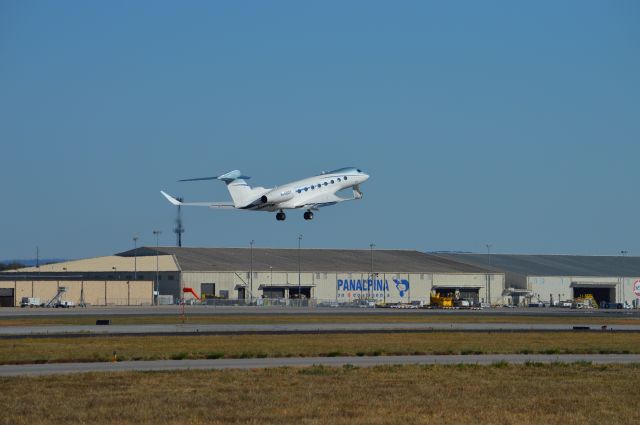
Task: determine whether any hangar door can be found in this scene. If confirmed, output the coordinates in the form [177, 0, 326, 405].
[201, 283, 215, 298]
[290, 287, 312, 299]
[262, 287, 286, 298]
[0, 288, 15, 307]
[573, 286, 614, 305]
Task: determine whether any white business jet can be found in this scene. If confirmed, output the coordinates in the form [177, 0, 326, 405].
[161, 167, 369, 221]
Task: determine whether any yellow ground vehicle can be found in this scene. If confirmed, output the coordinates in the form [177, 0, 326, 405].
[430, 290, 453, 308]
[571, 293, 599, 309]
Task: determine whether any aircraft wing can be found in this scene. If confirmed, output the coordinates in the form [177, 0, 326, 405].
[298, 184, 364, 210]
[160, 191, 235, 209]
[294, 192, 349, 210]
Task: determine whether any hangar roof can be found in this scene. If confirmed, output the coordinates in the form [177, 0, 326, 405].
[117, 247, 496, 274]
[434, 253, 640, 278]
[4, 255, 179, 273]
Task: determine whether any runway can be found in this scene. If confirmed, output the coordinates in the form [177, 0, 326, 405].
[1, 354, 639, 376]
[2, 321, 640, 337]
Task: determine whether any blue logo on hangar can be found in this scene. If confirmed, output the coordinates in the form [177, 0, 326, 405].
[337, 278, 410, 298]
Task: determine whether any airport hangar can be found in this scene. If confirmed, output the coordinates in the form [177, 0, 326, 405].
[0, 248, 505, 306]
[0, 255, 169, 307]
[435, 253, 640, 307]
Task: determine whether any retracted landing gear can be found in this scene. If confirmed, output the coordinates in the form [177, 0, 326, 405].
[303, 210, 314, 221]
[276, 211, 286, 221]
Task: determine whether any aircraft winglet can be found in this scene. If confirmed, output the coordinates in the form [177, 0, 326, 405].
[160, 191, 182, 206]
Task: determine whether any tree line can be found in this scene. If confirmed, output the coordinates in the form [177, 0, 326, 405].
[0, 262, 25, 271]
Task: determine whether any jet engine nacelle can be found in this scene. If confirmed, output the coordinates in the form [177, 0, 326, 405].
[260, 189, 294, 204]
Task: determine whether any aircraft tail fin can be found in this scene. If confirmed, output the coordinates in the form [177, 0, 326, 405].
[177, 170, 256, 208]
[216, 170, 254, 208]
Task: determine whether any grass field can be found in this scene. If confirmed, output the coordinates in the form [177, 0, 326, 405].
[1, 312, 639, 327]
[1, 363, 638, 425]
[2, 332, 639, 364]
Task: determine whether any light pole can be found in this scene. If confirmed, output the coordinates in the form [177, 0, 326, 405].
[486, 244, 492, 306]
[36, 246, 40, 280]
[621, 250, 628, 304]
[153, 230, 161, 305]
[369, 243, 375, 300]
[250, 240, 255, 305]
[133, 236, 138, 281]
[298, 234, 303, 301]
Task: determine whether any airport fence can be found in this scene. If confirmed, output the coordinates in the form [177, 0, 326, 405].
[201, 298, 316, 307]
[197, 298, 373, 308]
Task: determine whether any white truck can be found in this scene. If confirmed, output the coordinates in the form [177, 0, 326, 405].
[20, 297, 41, 308]
[55, 300, 76, 308]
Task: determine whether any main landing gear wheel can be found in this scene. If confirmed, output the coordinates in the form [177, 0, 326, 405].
[276, 211, 286, 221]
[303, 211, 314, 220]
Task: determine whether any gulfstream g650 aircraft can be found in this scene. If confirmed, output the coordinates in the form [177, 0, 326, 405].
[161, 167, 369, 221]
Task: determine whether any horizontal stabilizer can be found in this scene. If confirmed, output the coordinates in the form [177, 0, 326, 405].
[178, 170, 250, 183]
[217, 170, 251, 182]
[178, 176, 219, 182]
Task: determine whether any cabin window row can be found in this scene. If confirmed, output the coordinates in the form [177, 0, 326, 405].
[296, 176, 348, 193]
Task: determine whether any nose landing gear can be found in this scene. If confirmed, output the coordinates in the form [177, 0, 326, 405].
[276, 211, 286, 221]
[303, 210, 314, 220]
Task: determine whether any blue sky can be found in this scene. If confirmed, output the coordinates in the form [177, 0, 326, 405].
[1, 1, 639, 260]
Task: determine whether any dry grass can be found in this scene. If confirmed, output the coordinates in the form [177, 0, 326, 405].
[0, 364, 639, 424]
[1, 312, 639, 327]
[1, 332, 639, 364]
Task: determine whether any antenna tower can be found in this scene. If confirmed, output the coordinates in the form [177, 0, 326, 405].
[174, 197, 185, 247]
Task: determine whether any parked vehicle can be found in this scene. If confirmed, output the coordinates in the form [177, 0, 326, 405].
[600, 302, 623, 309]
[430, 291, 453, 308]
[20, 297, 41, 308]
[453, 299, 471, 308]
[355, 300, 376, 308]
[55, 300, 75, 308]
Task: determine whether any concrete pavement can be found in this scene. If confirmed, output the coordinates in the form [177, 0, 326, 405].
[2, 321, 640, 337]
[1, 354, 639, 376]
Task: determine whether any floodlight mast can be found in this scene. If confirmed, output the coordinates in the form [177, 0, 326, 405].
[486, 244, 493, 305]
[250, 240, 255, 305]
[133, 236, 138, 281]
[153, 230, 162, 305]
[298, 235, 303, 301]
[370, 243, 375, 300]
